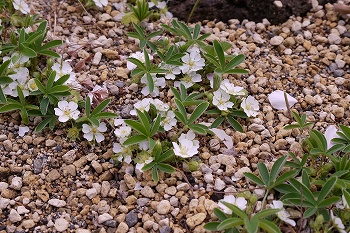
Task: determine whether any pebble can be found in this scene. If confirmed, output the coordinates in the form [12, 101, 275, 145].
[33, 158, 44, 174]
[125, 211, 138, 227]
[3, 139, 12, 151]
[98, 213, 113, 224]
[328, 33, 341, 44]
[214, 178, 226, 191]
[117, 222, 129, 233]
[141, 186, 155, 198]
[0, 198, 10, 209]
[54, 218, 69, 232]
[10, 177, 22, 190]
[48, 199, 67, 207]
[92, 52, 102, 66]
[46, 169, 60, 182]
[17, 206, 30, 214]
[45, 139, 57, 147]
[157, 200, 171, 214]
[62, 150, 77, 164]
[270, 36, 284, 45]
[9, 209, 21, 223]
[22, 219, 35, 229]
[186, 213, 206, 228]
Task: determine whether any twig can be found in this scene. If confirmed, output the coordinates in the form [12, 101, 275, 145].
[175, 167, 194, 197]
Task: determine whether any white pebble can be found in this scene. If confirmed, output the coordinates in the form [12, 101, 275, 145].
[48, 199, 67, 207]
[54, 218, 69, 232]
[98, 213, 113, 224]
[0, 198, 10, 209]
[17, 206, 30, 215]
[270, 36, 284, 46]
[9, 209, 22, 223]
[291, 21, 302, 32]
[86, 188, 98, 199]
[10, 177, 22, 190]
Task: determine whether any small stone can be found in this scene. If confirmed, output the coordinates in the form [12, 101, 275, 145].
[0, 134, 7, 141]
[62, 150, 77, 164]
[99, 13, 112, 22]
[176, 183, 189, 191]
[10, 177, 22, 190]
[91, 160, 103, 174]
[101, 181, 110, 197]
[77, 229, 91, 233]
[0, 198, 10, 209]
[234, 167, 251, 179]
[186, 213, 206, 228]
[103, 219, 117, 228]
[270, 36, 283, 46]
[214, 178, 226, 191]
[73, 157, 88, 168]
[0, 182, 8, 192]
[63, 164, 76, 176]
[22, 219, 35, 229]
[125, 211, 138, 227]
[254, 188, 266, 199]
[16, 206, 30, 214]
[102, 49, 119, 59]
[92, 52, 102, 66]
[137, 198, 150, 207]
[36, 190, 49, 202]
[204, 173, 214, 184]
[116, 222, 129, 233]
[86, 188, 98, 199]
[128, 83, 139, 92]
[46, 169, 60, 182]
[333, 107, 345, 118]
[45, 139, 57, 147]
[209, 138, 220, 151]
[291, 21, 302, 32]
[86, 153, 98, 161]
[48, 199, 66, 207]
[3, 139, 12, 151]
[33, 158, 44, 174]
[157, 200, 171, 214]
[248, 123, 265, 132]
[98, 213, 113, 224]
[141, 186, 155, 198]
[124, 174, 136, 189]
[328, 33, 341, 45]
[54, 218, 69, 232]
[9, 209, 21, 223]
[160, 226, 171, 233]
[273, 1, 282, 8]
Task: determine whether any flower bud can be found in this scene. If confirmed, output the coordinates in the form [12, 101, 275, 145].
[67, 126, 80, 141]
[343, 210, 350, 220]
[47, 58, 54, 68]
[314, 214, 324, 229]
[206, 92, 213, 102]
[323, 163, 333, 172]
[249, 194, 258, 204]
[187, 160, 199, 172]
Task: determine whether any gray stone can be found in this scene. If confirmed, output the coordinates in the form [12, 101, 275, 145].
[140, 186, 155, 198]
[62, 150, 77, 164]
[10, 177, 22, 190]
[137, 198, 150, 207]
[9, 209, 21, 223]
[48, 199, 67, 207]
[160, 226, 172, 233]
[33, 158, 44, 174]
[98, 213, 113, 224]
[157, 200, 171, 214]
[103, 219, 117, 228]
[54, 218, 69, 232]
[125, 211, 138, 227]
[120, 104, 133, 119]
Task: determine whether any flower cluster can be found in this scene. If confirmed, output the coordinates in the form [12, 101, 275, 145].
[172, 131, 200, 158]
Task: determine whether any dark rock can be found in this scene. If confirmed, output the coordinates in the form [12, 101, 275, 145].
[168, 0, 336, 24]
[103, 220, 117, 228]
[120, 104, 133, 119]
[33, 158, 44, 174]
[334, 69, 345, 77]
[0, 167, 10, 179]
[125, 211, 138, 227]
[160, 226, 172, 233]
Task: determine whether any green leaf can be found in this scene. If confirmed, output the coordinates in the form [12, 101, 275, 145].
[91, 99, 110, 116]
[40, 40, 63, 50]
[175, 99, 187, 124]
[34, 79, 46, 93]
[150, 114, 161, 136]
[213, 40, 226, 69]
[0, 60, 11, 76]
[49, 85, 70, 94]
[257, 163, 270, 187]
[20, 109, 29, 124]
[146, 73, 154, 93]
[213, 208, 228, 221]
[0, 89, 7, 103]
[217, 218, 244, 231]
[259, 220, 282, 233]
[284, 124, 301, 130]
[21, 45, 37, 58]
[35, 117, 52, 132]
[318, 196, 341, 208]
[95, 112, 118, 119]
[123, 134, 148, 146]
[136, 109, 151, 133]
[0, 76, 13, 85]
[170, 86, 181, 101]
[244, 172, 265, 186]
[124, 119, 148, 136]
[251, 208, 280, 221]
[270, 156, 287, 183]
[225, 54, 245, 71]
[158, 150, 174, 163]
[152, 166, 159, 183]
[289, 178, 316, 205]
[188, 102, 209, 124]
[127, 57, 146, 69]
[40, 98, 49, 115]
[157, 163, 175, 174]
[54, 74, 70, 86]
[210, 116, 224, 128]
[0, 103, 22, 113]
[317, 176, 337, 203]
[303, 207, 317, 218]
[142, 161, 156, 171]
[188, 123, 208, 135]
[226, 115, 243, 132]
[274, 170, 299, 186]
[203, 222, 220, 231]
[225, 68, 249, 74]
[221, 202, 247, 219]
[245, 218, 258, 233]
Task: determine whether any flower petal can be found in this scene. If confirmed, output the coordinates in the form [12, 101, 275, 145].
[268, 90, 297, 110]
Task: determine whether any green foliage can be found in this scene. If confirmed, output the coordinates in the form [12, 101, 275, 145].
[127, 23, 162, 51]
[122, 0, 152, 25]
[142, 141, 175, 182]
[204, 204, 281, 233]
[171, 84, 209, 134]
[76, 96, 117, 126]
[277, 173, 340, 218]
[123, 109, 162, 150]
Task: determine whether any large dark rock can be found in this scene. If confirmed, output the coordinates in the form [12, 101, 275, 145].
[168, 0, 336, 24]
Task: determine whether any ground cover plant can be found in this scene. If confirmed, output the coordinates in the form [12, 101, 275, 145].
[0, 0, 350, 232]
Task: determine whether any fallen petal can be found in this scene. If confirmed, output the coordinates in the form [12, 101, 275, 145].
[268, 90, 297, 110]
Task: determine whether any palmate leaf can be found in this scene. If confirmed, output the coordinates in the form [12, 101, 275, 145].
[124, 119, 148, 136]
[245, 218, 258, 233]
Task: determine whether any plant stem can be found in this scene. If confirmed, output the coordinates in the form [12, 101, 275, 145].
[187, 0, 201, 23]
[261, 189, 269, 209]
[284, 91, 293, 120]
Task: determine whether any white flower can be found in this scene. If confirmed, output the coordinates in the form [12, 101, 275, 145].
[18, 126, 29, 137]
[241, 95, 259, 117]
[127, 51, 153, 70]
[213, 89, 234, 111]
[52, 61, 75, 81]
[270, 200, 296, 227]
[160, 63, 181, 80]
[161, 111, 177, 131]
[27, 79, 38, 92]
[148, 1, 166, 9]
[3, 53, 29, 68]
[173, 131, 199, 158]
[93, 0, 108, 8]
[136, 157, 154, 173]
[82, 122, 107, 143]
[152, 99, 170, 112]
[130, 98, 153, 116]
[330, 210, 346, 233]
[336, 195, 349, 210]
[141, 75, 166, 97]
[13, 0, 30, 14]
[220, 79, 245, 96]
[207, 73, 214, 88]
[218, 195, 247, 214]
[210, 128, 233, 149]
[54, 101, 80, 122]
[268, 90, 298, 110]
[4, 67, 30, 97]
[324, 125, 339, 150]
[114, 125, 132, 138]
[174, 72, 202, 89]
[180, 51, 205, 74]
[113, 141, 132, 164]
